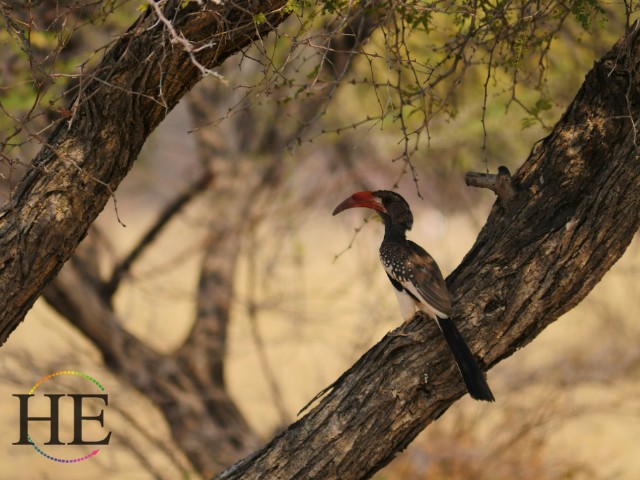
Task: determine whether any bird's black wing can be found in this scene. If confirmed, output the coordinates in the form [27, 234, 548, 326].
[405, 240, 453, 317]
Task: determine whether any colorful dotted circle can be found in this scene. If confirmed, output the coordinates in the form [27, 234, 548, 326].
[27, 370, 105, 463]
[29, 370, 105, 395]
[28, 435, 99, 463]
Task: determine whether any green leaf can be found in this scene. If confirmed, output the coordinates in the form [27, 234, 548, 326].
[254, 12, 267, 25]
[571, 0, 607, 32]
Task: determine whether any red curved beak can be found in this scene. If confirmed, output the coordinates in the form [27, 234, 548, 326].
[332, 191, 386, 216]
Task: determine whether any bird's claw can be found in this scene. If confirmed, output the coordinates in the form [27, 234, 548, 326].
[393, 322, 415, 337]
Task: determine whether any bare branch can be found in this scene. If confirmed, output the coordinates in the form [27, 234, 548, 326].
[465, 166, 516, 204]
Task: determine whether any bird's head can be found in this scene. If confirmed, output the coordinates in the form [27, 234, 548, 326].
[332, 190, 413, 232]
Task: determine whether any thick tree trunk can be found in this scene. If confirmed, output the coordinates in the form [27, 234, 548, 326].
[214, 23, 640, 480]
[0, 0, 289, 345]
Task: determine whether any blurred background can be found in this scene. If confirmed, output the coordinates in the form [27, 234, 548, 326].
[0, 1, 639, 478]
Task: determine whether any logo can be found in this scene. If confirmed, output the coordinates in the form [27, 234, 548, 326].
[13, 370, 111, 463]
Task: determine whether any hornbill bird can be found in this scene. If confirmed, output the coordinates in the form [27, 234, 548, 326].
[333, 190, 495, 402]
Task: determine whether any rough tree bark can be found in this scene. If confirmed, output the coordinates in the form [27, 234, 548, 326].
[213, 23, 640, 480]
[0, 0, 290, 344]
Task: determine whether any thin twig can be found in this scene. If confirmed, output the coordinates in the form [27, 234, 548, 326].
[105, 170, 213, 297]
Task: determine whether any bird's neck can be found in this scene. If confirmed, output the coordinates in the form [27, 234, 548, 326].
[383, 224, 407, 243]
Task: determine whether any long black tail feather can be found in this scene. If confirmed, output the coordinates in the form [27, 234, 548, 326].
[435, 317, 495, 402]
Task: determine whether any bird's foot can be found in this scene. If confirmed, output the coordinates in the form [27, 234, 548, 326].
[394, 331, 411, 338]
[393, 322, 414, 337]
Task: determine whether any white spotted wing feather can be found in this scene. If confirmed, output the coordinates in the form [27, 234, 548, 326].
[380, 240, 452, 320]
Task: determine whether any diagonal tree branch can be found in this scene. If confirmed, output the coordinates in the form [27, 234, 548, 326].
[214, 22, 640, 480]
[0, 0, 291, 345]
